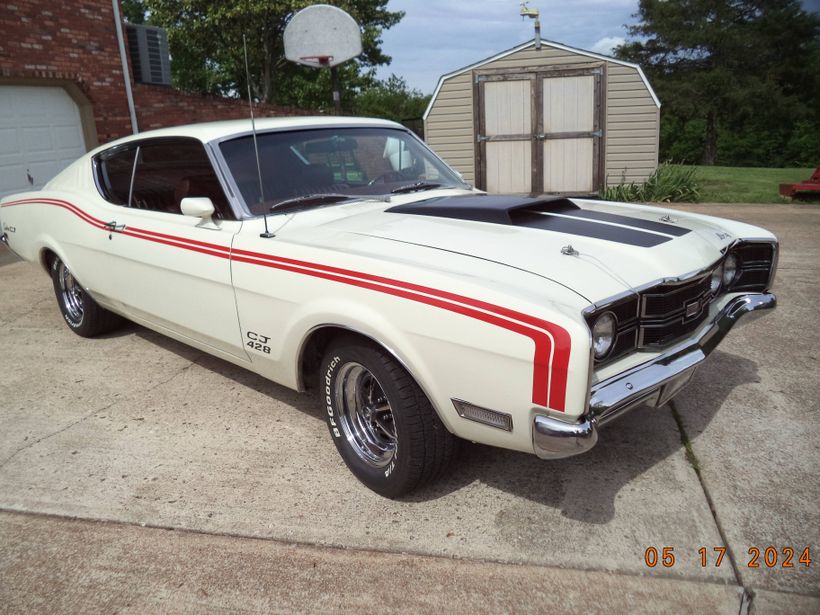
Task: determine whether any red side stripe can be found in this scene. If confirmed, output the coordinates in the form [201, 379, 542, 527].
[1, 198, 572, 410]
[231, 247, 572, 409]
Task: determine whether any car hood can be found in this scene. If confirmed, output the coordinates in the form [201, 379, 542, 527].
[324, 194, 736, 304]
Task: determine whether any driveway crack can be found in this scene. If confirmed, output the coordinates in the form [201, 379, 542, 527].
[0, 355, 203, 471]
[669, 399, 754, 614]
[0, 399, 119, 471]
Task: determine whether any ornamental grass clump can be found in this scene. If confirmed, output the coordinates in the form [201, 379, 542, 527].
[601, 163, 700, 203]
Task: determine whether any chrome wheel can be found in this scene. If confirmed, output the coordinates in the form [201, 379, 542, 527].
[58, 262, 84, 322]
[334, 361, 397, 468]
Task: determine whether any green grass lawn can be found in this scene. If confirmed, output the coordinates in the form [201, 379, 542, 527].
[679, 165, 817, 203]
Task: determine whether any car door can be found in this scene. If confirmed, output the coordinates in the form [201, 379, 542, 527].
[90, 137, 247, 361]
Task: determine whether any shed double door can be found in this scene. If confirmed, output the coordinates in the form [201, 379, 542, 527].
[476, 67, 603, 194]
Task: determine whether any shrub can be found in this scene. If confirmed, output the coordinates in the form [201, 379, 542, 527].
[600, 163, 700, 203]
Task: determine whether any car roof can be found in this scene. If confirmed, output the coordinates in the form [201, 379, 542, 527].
[91, 116, 405, 154]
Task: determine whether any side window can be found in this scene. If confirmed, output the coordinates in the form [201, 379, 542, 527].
[130, 139, 234, 219]
[95, 146, 137, 205]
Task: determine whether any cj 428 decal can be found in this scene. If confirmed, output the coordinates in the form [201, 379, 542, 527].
[246, 331, 271, 354]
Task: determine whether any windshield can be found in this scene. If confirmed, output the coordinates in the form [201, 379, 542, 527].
[218, 127, 466, 216]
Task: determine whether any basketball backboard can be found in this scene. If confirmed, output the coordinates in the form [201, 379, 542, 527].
[284, 4, 363, 68]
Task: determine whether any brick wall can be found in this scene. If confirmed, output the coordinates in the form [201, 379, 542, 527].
[133, 84, 311, 131]
[0, 0, 310, 145]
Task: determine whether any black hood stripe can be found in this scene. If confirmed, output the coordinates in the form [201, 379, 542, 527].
[387, 195, 688, 247]
[514, 212, 670, 247]
[548, 207, 690, 237]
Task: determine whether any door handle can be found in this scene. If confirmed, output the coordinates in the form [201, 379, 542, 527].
[104, 220, 126, 232]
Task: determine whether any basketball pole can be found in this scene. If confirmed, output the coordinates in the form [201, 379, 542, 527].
[330, 65, 342, 115]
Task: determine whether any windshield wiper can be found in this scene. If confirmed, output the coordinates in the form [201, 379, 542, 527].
[270, 193, 353, 213]
[390, 181, 443, 194]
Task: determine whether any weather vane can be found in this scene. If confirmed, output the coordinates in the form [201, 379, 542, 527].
[520, 1, 542, 49]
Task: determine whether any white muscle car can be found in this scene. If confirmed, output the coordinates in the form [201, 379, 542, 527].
[0, 117, 777, 497]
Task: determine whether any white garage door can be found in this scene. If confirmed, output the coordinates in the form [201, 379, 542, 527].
[0, 85, 88, 200]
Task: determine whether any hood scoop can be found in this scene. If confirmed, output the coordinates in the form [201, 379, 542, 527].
[387, 194, 577, 225]
[386, 194, 690, 248]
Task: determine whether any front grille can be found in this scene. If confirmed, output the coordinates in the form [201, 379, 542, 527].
[639, 274, 714, 348]
[587, 241, 775, 363]
[642, 276, 711, 318]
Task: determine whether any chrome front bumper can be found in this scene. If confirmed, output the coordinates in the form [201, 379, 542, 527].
[532, 292, 776, 460]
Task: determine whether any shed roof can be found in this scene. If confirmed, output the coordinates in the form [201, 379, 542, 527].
[423, 39, 660, 120]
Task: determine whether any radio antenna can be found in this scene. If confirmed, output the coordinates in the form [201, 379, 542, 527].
[243, 34, 274, 238]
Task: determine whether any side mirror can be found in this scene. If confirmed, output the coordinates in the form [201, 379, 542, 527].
[181, 197, 215, 219]
[180, 197, 219, 229]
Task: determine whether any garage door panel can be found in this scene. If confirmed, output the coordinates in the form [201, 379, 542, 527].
[0, 165, 31, 195]
[22, 127, 55, 153]
[0, 85, 87, 199]
[0, 128, 19, 155]
[54, 125, 84, 150]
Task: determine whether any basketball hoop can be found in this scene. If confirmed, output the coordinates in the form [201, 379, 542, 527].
[298, 55, 334, 68]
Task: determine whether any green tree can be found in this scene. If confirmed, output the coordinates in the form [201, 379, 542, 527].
[352, 74, 430, 123]
[122, 0, 147, 24]
[616, 0, 819, 166]
[125, 1, 403, 110]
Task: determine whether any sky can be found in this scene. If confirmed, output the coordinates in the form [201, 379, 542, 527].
[374, 0, 820, 95]
[374, 0, 641, 94]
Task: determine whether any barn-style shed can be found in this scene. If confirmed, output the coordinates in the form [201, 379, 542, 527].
[423, 40, 660, 195]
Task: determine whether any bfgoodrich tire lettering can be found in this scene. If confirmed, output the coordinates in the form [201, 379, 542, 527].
[50, 256, 123, 337]
[320, 335, 457, 498]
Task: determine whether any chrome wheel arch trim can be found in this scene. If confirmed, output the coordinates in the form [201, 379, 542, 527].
[295, 323, 447, 426]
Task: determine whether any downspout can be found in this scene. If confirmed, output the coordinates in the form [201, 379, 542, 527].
[112, 0, 139, 134]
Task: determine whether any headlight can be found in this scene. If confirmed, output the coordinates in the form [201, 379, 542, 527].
[592, 312, 616, 359]
[722, 254, 738, 286]
[710, 263, 723, 293]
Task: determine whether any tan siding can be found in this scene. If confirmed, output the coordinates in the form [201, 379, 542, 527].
[607, 140, 658, 150]
[424, 73, 475, 182]
[424, 71, 476, 182]
[605, 62, 659, 186]
[607, 128, 658, 138]
[607, 87, 653, 98]
[608, 112, 659, 122]
[424, 43, 660, 189]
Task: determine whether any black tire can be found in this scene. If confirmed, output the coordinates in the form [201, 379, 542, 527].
[320, 335, 457, 498]
[50, 256, 123, 337]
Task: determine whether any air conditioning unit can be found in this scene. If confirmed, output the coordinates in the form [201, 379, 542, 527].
[126, 24, 171, 86]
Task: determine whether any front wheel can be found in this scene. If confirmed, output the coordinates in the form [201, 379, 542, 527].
[50, 256, 123, 337]
[320, 336, 456, 498]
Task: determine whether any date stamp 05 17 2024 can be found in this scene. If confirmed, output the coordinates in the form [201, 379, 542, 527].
[643, 546, 812, 569]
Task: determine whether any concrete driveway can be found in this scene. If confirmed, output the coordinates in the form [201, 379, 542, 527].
[1, 203, 818, 613]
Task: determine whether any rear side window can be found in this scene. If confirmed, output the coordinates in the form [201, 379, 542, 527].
[95, 146, 136, 205]
[94, 138, 234, 220]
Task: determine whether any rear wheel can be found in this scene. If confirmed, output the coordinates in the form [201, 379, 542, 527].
[50, 256, 123, 337]
[320, 335, 456, 498]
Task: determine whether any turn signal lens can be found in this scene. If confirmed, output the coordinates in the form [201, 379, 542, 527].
[592, 312, 616, 359]
[452, 399, 513, 431]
